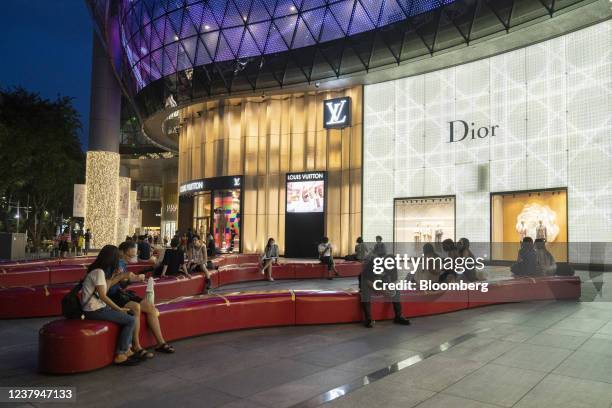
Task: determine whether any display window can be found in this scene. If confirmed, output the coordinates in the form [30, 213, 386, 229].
[213, 189, 241, 252]
[394, 196, 456, 253]
[491, 189, 568, 262]
[180, 176, 243, 253]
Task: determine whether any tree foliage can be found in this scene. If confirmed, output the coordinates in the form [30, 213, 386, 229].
[0, 87, 85, 244]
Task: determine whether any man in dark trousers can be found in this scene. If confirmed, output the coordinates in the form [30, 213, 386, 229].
[360, 254, 411, 328]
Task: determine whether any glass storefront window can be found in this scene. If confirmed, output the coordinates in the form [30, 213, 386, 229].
[213, 189, 241, 253]
[193, 192, 211, 238]
[491, 189, 568, 262]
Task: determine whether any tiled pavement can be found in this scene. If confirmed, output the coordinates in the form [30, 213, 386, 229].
[1, 269, 611, 408]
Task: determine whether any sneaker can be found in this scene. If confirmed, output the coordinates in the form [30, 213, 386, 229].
[364, 319, 375, 328]
[394, 316, 411, 325]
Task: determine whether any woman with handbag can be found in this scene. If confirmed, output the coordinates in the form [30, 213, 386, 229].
[109, 241, 175, 358]
[81, 245, 139, 365]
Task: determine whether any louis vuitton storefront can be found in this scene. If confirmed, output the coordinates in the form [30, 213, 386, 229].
[177, 87, 363, 255]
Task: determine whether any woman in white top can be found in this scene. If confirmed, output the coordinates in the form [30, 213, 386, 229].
[260, 238, 279, 281]
[81, 245, 139, 366]
[189, 236, 212, 292]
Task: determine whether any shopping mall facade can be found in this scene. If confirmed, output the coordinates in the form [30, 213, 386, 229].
[85, 0, 612, 264]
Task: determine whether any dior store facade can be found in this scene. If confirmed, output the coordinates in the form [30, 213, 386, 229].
[362, 21, 612, 265]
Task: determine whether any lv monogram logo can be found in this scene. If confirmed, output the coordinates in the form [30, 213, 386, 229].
[325, 100, 348, 126]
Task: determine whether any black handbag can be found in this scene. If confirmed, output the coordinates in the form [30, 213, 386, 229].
[62, 279, 94, 319]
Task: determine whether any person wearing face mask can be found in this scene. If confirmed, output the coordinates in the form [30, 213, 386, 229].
[260, 238, 279, 281]
[81, 245, 137, 365]
[108, 241, 175, 358]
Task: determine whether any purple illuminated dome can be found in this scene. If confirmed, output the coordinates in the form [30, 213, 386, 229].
[113, 0, 452, 91]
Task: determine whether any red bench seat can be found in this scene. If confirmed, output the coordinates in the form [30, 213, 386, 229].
[38, 276, 580, 374]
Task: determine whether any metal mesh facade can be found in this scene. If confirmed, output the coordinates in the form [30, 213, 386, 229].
[119, 0, 450, 92]
[87, 0, 595, 117]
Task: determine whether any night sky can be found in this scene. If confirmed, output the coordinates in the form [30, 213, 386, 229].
[0, 0, 93, 150]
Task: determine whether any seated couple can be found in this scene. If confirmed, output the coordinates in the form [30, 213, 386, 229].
[80, 244, 175, 366]
[411, 239, 482, 284]
[511, 237, 559, 277]
[344, 236, 388, 263]
[153, 236, 213, 293]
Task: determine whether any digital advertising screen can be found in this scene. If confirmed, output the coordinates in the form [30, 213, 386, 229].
[286, 172, 325, 213]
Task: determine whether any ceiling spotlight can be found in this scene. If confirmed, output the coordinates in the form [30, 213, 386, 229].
[314, 81, 320, 88]
[290, 5, 296, 11]
[174, 35, 179, 41]
[204, 24, 210, 30]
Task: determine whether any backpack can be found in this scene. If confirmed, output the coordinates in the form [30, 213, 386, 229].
[61, 278, 94, 319]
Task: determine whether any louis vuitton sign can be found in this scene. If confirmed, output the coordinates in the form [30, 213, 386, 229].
[323, 97, 351, 129]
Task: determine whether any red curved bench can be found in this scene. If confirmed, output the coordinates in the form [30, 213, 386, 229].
[0, 262, 151, 288]
[1, 258, 362, 318]
[38, 276, 580, 374]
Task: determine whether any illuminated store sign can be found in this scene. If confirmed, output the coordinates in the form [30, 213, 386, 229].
[179, 176, 243, 195]
[449, 121, 499, 143]
[179, 181, 204, 194]
[323, 97, 351, 129]
[286, 172, 325, 181]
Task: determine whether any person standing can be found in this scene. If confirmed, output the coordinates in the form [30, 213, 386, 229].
[59, 229, 70, 258]
[360, 256, 411, 328]
[318, 237, 339, 279]
[77, 233, 85, 256]
[84, 229, 92, 255]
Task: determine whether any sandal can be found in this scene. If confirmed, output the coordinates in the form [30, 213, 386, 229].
[114, 355, 142, 366]
[134, 348, 155, 360]
[155, 343, 175, 354]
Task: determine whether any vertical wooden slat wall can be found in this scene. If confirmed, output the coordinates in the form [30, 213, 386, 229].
[178, 86, 362, 256]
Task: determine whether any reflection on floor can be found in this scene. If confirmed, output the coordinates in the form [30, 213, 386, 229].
[1, 270, 611, 408]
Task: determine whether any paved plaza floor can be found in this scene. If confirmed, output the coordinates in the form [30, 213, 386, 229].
[1, 269, 611, 408]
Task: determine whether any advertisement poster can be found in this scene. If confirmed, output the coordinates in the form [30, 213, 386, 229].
[73, 184, 86, 217]
[118, 179, 130, 218]
[286, 173, 325, 213]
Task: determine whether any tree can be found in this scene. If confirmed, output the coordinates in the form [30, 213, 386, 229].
[0, 88, 85, 246]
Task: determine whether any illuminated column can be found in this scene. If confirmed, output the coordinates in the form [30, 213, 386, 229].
[116, 176, 131, 244]
[84, 33, 121, 248]
[129, 190, 139, 234]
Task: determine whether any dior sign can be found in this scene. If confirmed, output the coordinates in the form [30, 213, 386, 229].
[449, 120, 499, 143]
[323, 97, 351, 129]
